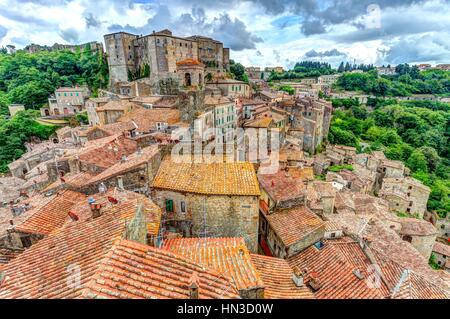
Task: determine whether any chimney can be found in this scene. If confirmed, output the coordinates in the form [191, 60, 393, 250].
[188, 272, 200, 299]
[307, 272, 322, 291]
[88, 198, 102, 219]
[353, 269, 365, 280]
[292, 267, 304, 287]
[117, 176, 124, 190]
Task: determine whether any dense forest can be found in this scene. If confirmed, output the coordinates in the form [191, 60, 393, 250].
[329, 98, 450, 217]
[0, 45, 108, 115]
[335, 64, 450, 96]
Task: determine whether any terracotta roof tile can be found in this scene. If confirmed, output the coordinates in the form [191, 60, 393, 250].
[152, 158, 260, 196]
[81, 239, 239, 299]
[96, 100, 138, 112]
[44, 171, 97, 192]
[258, 169, 307, 202]
[250, 254, 314, 299]
[287, 237, 388, 299]
[265, 207, 324, 247]
[433, 242, 450, 256]
[369, 247, 449, 299]
[117, 108, 180, 133]
[176, 58, 203, 66]
[78, 136, 139, 169]
[0, 190, 161, 299]
[400, 218, 437, 237]
[85, 146, 160, 186]
[14, 190, 86, 235]
[163, 237, 263, 292]
[0, 248, 24, 265]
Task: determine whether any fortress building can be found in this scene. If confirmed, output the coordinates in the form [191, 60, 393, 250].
[104, 29, 230, 88]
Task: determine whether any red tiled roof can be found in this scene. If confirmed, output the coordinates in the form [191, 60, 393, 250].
[433, 242, 450, 257]
[250, 254, 314, 299]
[96, 100, 138, 112]
[287, 237, 388, 299]
[96, 121, 137, 136]
[78, 136, 139, 169]
[399, 218, 437, 236]
[265, 207, 324, 247]
[44, 171, 97, 192]
[176, 58, 202, 66]
[0, 190, 161, 299]
[369, 247, 449, 299]
[258, 169, 307, 202]
[85, 146, 160, 186]
[163, 237, 263, 292]
[152, 158, 260, 196]
[81, 239, 239, 299]
[14, 190, 86, 235]
[117, 108, 180, 133]
[0, 248, 23, 265]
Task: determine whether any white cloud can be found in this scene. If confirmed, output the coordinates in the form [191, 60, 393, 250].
[0, 0, 448, 68]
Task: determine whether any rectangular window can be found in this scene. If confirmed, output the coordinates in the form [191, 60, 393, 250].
[180, 201, 186, 213]
[165, 199, 174, 212]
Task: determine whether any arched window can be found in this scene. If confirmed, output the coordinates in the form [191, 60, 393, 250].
[198, 73, 202, 85]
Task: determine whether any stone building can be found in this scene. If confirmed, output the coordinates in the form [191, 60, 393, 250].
[176, 59, 205, 88]
[8, 104, 25, 117]
[94, 100, 139, 125]
[163, 237, 266, 298]
[379, 177, 431, 218]
[8, 141, 76, 179]
[432, 242, 450, 270]
[85, 97, 110, 125]
[283, 97, 332, 155]
[204, 95, 236, 143]
[104, 29, 229, 88]
[306, 181, 336, 216]
[151, 158, 260, 252]
[399, 218, 437, 260]
[40, 87, 89, 116]
[258, 167, 308, 215]
[326, 166, 376, 194]
[325, 145, 356, 165]
[207, 78, 251, 98]
[378, 159, 406, 179]
[260, 206, 325, 259]
[24, 41, 103, 54]
[79, 145, 161, 195]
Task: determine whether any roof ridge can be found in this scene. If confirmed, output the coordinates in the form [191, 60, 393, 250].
[368, 244, 448, 293]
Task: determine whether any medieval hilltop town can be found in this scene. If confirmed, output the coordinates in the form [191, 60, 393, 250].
[0, 29, 449, 300]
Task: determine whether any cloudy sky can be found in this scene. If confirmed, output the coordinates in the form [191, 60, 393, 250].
[0, 0, 449, 68]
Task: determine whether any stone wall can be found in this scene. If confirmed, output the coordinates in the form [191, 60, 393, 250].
[286, 225, 325, 257]
[104, 32, 138, 87]
[152, 189, 259, 252]
[410, 233, 437, 260]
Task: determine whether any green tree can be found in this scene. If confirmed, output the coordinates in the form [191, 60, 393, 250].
[407, 150, 428, 173]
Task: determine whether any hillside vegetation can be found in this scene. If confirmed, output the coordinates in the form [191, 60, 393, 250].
[0, 45, 108, 115]
[329, 98, 450, 217]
